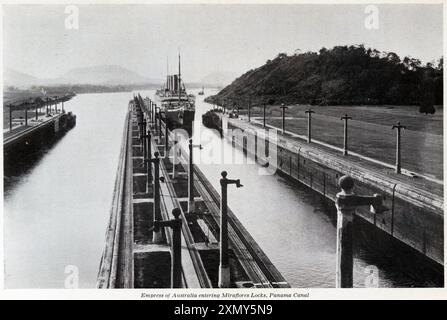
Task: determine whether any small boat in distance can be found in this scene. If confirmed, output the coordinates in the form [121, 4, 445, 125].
[198, 86, 204, 95]
[154, 53, 195, 132]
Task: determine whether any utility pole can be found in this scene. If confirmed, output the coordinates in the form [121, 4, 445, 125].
[263, 102, 266, 128]
[305, 109, 315, 143]
[341, 114, 352, 156]
[392, 122, 406, 174]
[218, 171, 243, 288]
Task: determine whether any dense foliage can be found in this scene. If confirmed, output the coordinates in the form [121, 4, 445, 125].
[206, 45, 443, 108]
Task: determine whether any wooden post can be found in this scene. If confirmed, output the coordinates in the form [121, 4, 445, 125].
[341, 114, 352, 156]
[280, 103, 288, 135]
[248, 101, 251, 122]
[305, 109, 315, 143]
[335, 175, 388, 288]
[392, 122, 406, 174]
[36, 105, 38, 120]
[218, 171, 243, 288]
[25, 107, 28, 127]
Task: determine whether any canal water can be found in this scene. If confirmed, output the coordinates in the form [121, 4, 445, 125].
[4, 90, 442, 288]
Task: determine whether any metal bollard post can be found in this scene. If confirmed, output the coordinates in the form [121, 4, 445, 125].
[141, 120, 147, 159]
[151, 152, 163, 243]
[172, 135, 178, 179]
[153, 208, 183, 288]
[143, 129, 153, 190]
[335, 175, 388, 288]
[280, 103, 288, 135]
[165, 117, 169, 154]
[341, 114, 352, 156]
[305, 109, 315, 143]
[154, 106, 159, 135]
[392, 122, 406, 174]
[188, 138, 202, 213]
[218, 171, 243, 288]
[158, 110, 162, 142]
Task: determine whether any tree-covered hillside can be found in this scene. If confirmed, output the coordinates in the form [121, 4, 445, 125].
[206, 45, 443, 108]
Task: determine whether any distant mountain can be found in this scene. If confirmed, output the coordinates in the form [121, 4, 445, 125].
[56, 65, 161, 86]
[4, 65, 163, 88]
[200, 71, 239, 88]
[4, 69, 41, 89]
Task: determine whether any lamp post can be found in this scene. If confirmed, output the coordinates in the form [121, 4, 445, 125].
[280, 103, 288, 134]
[392, 122, 406, 174]
[341, 114, 352, 156]
[218, 171, 243, 288]
[335, 175, 388, 288]
[188, 138, 202, 213]
[153, 208, 183, 288]
[305, 109, 315, 143]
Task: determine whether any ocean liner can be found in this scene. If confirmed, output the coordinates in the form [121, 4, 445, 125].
[154, 54, 195, 132]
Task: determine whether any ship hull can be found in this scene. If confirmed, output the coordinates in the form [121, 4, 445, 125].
[163, 109, 195, 134]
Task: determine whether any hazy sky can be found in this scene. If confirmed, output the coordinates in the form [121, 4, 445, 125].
[3, 3, 443, 82]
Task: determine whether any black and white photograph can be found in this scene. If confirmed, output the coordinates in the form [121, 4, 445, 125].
[0, 1, 445, 299]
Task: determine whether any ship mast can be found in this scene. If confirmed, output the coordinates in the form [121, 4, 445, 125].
[178, 52, 181, 102]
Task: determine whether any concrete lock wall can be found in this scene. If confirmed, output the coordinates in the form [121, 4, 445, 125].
[4, 113, 77, 159]
[224, 120, 443, 266]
